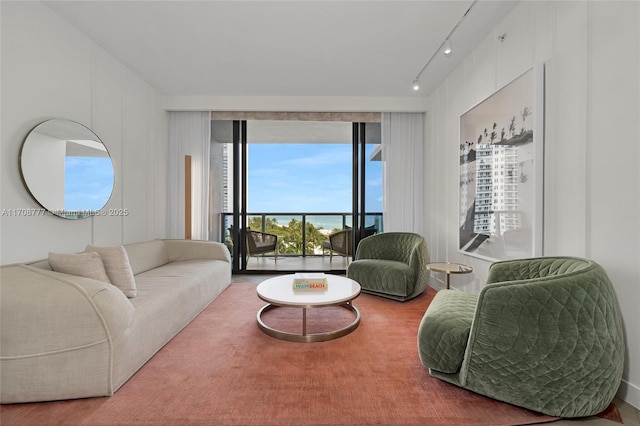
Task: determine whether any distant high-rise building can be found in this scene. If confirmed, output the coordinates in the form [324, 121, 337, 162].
[222, 143, 232, 213]
[474, 144, 520, 236]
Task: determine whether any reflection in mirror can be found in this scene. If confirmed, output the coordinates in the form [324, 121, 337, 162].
[19, 119, 115, 219]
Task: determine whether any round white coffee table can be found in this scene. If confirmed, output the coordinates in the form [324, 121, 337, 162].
[256, 274, 361, 343]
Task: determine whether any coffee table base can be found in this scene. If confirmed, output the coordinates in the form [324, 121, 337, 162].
[257, 302, 360, 343]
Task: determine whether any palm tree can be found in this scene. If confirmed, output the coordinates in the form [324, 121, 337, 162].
[508, 116, 516, 138]
[520, 107, 532, 133]
[490, 122, 498, 144]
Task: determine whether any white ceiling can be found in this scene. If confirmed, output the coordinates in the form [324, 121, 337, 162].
[44, 1, 518, 98]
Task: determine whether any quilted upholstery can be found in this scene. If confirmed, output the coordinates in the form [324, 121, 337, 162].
[347, 232, 428, 301]
[417, 257, 625, 418]
[417, 290, 477, 373]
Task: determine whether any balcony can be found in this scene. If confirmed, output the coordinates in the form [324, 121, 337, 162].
[220, 212, 383, 271]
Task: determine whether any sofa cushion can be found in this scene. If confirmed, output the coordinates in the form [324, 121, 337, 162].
[86, 245, 137, 298]
[124, 240, 170, 275]
[48, 252, 111, 284]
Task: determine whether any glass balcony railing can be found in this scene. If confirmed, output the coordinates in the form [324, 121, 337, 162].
[220, 212, 383, 257]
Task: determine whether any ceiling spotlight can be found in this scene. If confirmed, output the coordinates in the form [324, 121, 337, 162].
[409, 0, 478, 93]
[443, 39, 453, 57]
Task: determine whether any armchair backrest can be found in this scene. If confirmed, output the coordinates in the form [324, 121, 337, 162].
[356, 232, 429, 276]
[362, 225, 377, 238]
[329, 229, 352, 256]
[246, 231, 259, 252]
[246, 229, 277, 254]
[487, 257, 592, 283]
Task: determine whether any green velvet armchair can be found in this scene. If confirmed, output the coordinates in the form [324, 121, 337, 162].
[417, 257, 625, 418]
[347, 232, 429, 301]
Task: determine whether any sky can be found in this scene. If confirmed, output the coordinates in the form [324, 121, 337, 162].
[65, 157, 114, 211]
[248, 143, 382, 213]
[63, 144, 383, 216]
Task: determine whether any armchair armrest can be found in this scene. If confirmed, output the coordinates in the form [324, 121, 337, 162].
[418, 290, 477, 373]
[1, 265, 134, 403]
[164, 239, 231, 263]
[463, 277, 577, 388]
[408, 238, 429, 286]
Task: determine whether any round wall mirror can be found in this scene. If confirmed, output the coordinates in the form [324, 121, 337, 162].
[19, 119, 115, 219]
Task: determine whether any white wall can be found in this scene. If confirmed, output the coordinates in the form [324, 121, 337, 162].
[424, 1, 639, 409]
[0, 1, 168, 264]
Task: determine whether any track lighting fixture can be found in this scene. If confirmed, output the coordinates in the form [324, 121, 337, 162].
[410, 0, 478, 92]
[443, 39, 453, 56]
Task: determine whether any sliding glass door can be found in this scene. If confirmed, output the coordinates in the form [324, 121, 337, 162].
[213, 118, 381, 274]
[352, 122, 383, 254]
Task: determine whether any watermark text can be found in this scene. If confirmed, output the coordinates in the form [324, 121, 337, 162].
[1, 208, 130, 217]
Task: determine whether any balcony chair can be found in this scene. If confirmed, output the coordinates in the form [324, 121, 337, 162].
[362, 224, 378, 239]
[246, 229, 278, 261]
[417, 256, 625, 418]
[346, 232, 429, 301]
[322, 229, 352, 261]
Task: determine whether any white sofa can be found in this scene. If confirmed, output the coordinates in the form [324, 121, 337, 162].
[0, 239, 231, 403]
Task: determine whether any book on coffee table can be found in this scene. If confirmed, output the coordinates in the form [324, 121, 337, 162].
[292, 273, 328, 290]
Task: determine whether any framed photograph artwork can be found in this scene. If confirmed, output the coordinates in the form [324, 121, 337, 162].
[459, 63, 544, 262]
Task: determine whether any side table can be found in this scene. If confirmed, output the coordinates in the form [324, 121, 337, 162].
[426, 262, 473, 289]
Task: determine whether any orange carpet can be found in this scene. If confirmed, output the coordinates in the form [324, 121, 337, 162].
[1, 284, 563, 425]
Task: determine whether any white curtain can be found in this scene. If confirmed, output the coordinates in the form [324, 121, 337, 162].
[168, 112, 211, 240]
[381, 112, 425, 234]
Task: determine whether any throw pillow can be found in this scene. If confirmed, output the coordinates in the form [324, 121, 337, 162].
[85, 244, 137, 298]
[48, 252, 112, 284]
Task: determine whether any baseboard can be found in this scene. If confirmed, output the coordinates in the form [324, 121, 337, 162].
[617, 379, 640, 410]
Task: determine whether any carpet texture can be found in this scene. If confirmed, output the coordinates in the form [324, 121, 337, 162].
[1, 284, 564, 425]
